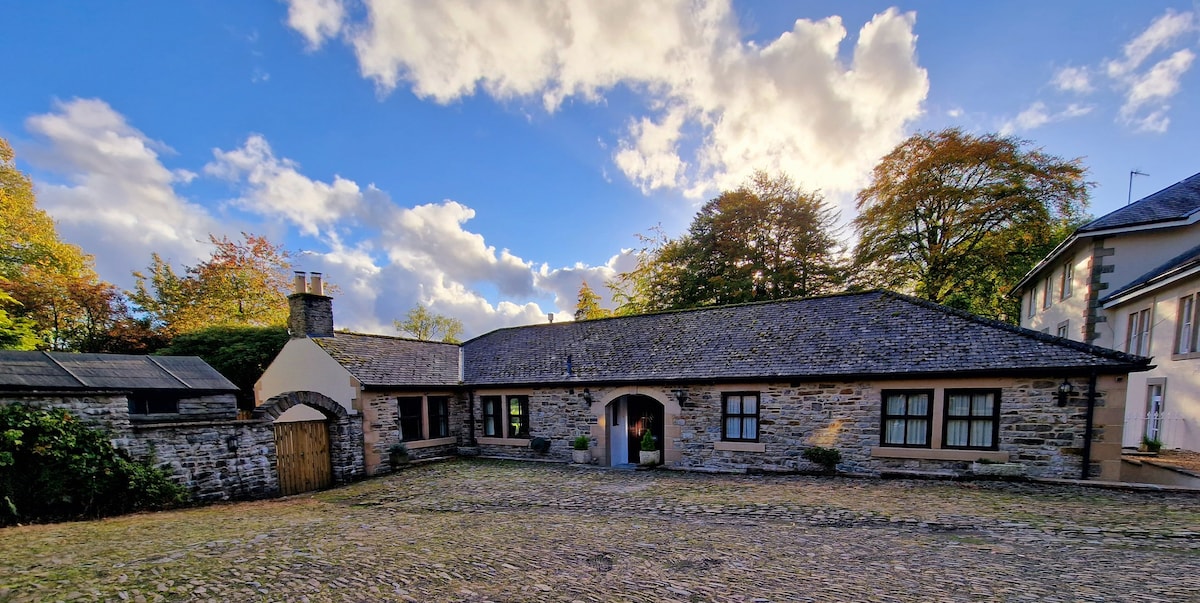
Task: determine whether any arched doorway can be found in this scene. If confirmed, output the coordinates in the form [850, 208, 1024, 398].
[606, 394, 664, 465]
[253, 391, 364, 495]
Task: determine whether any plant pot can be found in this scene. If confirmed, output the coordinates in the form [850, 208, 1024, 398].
[639, 450, 660, 466]
[572, 449, 590, 464]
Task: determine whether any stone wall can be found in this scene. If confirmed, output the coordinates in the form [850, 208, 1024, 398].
[362, 391, 467, 474]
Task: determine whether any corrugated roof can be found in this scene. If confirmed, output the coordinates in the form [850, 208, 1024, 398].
[1101, 242, 1200, 305]
[314, 332, 460, 388]
[1080, 172, 1200, 233]
[0, 351, 237, 392]
[462, 290, 1149, 386]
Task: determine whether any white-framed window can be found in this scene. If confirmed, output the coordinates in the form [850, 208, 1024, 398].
[1041, 277, 1053, 309]
[1126, 308, 1152, 356]
[1146, 381, 1166, 442]
[1027, 289, 1036, 318]
[1056, 320, 1069, 339]
[1060, 261, 1073, 300]
[1177, 294, 1199, 355]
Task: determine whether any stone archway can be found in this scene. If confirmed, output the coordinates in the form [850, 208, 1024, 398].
[254, 391, 364, 492]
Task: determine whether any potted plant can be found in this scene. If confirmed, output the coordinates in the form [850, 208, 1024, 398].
[388, 442, 410, 469]
[638, 430, 660, 466]
[802, 446, 840, 475]
[572, 435, 590, 464]
[1142, 435, 1163, 454]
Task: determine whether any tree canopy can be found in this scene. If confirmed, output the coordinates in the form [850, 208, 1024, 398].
[852, 128, 1089, 320]
[611, 172, 843, 313]
[574, 281, 612, 320]
[157, 325, 290, 410]
[395, 304, 464, 343]
[131, 233, 292, 335]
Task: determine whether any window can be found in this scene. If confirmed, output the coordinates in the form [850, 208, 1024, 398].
[1126, 308, 1151, 356]
[428, 396, 450, 438]
[721, 392, 759, 442]
[1056, 320, 1069, 339]
[507, 395, 530, 438]
[1027, 289, 1036, 318]
[1059, 261, 1073, 300]
[1177, 294, 1199, 355]
[481, 395, 502, 437]
[1041, 277, 1052, 309]
[881, 390, 932, 447]
[398, 396, 424, 441]
[128, 394, 179, 415]
[943, 390, 1000, 450]
[1145, 381, 1166, 441]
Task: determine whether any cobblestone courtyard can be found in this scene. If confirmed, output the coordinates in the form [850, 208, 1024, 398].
[3, 459, 1200, 602]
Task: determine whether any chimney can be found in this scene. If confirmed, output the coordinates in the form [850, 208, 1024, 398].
[288, 271, 334, 338]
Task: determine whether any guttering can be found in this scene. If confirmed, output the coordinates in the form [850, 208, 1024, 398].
[1101, 263, 1200, 309]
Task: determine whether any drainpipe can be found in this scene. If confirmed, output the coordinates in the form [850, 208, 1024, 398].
[467, 390, 477, 446]
[1080, 370, 1098, 481]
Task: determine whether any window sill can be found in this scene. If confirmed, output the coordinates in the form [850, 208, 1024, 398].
[406, 436, 457, 450]
[714, 441, 766, 453]
[477, 437, 530, 447]
[1171, 351, 1200, 361]
[870, 447, 1009, 462]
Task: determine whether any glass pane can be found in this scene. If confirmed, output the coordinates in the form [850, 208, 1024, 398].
[509, 398, 522, 415]
[972, 393, 994, 416]
[742, 417, 757, 440]
[885, 419, 906, 444]
[908, 394, 928, 416]
[906, 419, 928, 445]
[742, 396, 758, 414]
[725, 417, 741, 438]
[484, 417, 496, 436]
[726, 396, 741, 414]
[970, 420, 993, 447]
[947, 394, 970, 417]
[886, 394, 906, 416]
[945, 419, 968, 447]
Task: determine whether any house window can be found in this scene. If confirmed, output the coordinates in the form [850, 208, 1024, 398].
[943, 390, 1000, 450]
[1126, 308, 1152, 356]
[1177, 294, 1198, 354]
[881, 390, 932, 447]
[1056, 320, 1069, 339]
[1145, 381, 1166, 441]
[428, 396, 450, 438]
[721, 392, 759, 442]
[127, 394, 179, 415]
[507, 395, 530, 438]
[398, 396, 424, 441]
[481, 395, 502, 437]
[1060, 261, 1073, 300]
[1041, 277, 1052, 309]
[1027, 289, 1035, 318]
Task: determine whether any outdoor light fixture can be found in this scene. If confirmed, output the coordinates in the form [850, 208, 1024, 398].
[1057, 379, 1074, 407]
[672, 388, 689, 407]
[581, 388, 593, 404]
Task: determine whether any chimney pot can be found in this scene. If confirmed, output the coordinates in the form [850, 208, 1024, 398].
[309, 273, 324, 296]
[293, 271, 307, 295]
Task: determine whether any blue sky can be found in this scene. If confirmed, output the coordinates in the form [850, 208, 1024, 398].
[2, 1, 1197, 337]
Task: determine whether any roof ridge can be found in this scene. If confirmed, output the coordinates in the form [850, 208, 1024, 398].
[41, 351, 87, 388]
[329, 330, 460, 346]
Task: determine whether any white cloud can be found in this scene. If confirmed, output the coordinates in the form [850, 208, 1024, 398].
[23, 98, 219, 287]
[1105, 9, 1198, 132]
[286, 0, 345, 49]
[284, 0, 929, 206]
[999, 101, 1093, 135]
[1051, 66, 1093, 93]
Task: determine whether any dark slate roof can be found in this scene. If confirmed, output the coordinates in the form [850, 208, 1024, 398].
[0, 351, 237, 392]
[1101, 242, 1200, 304]
[314, 332, 461, 388]
[1080, 172, 1200, 233]
[462, 291, 1150, 386]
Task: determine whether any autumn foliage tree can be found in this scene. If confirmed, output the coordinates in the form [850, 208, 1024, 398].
[852, 128, 1089, 320]
[131, 233, 292, 335]
[574, 281, 612, 320]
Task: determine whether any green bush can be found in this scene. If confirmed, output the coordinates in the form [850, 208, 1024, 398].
[573, 435, 590, 451]
[802, 446, 841, 475]
[0, 404, 189, 525]
[640, 429, 657, 452]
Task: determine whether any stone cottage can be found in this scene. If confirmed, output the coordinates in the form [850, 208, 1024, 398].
[259, 273, 1151, 483]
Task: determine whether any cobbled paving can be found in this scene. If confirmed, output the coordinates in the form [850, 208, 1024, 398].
[3, 459, 1199, 602]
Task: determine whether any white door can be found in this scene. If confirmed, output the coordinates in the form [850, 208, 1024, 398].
[1145, 383, 1165, 441]
[608, 398, 628, 465]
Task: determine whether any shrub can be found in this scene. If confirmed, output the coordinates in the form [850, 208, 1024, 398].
[530, 436, 551, 453]
[573, 435, 590, 451]
[0, 404, 188, 525]
[802, 446, 841, 475]
[640, 430, 657, 452]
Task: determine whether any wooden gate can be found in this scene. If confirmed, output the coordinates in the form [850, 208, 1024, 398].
[274, 420, 333, 495]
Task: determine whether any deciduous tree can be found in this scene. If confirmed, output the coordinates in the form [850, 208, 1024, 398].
[852, 128, 1088, 320]
[395, 304, 464, 343]
[574, 281, 612, 320]
[157, 326, 290, 410]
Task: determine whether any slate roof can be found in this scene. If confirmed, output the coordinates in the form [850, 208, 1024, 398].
[0, 351, 237, 392]
[314, 332, 461, 388]
[1101, 242, 1200, 305]
[1079, 171, 1200, 233]
[462, 290, 1150, 386]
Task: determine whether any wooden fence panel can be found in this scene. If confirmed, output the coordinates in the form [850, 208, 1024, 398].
[274, 420, 332, 495]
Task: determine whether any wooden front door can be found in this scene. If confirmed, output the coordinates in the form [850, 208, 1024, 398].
[274, 420, 333, 495]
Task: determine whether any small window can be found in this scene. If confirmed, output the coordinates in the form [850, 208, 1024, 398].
[507, 395, 530, 438]
[1056, 320, 1069, 339]
[1060, 261, 1073, 300]
[481, 395, 502, 437]
[943, 390, 1000, 450]
[1178, 294, 1198, 354]
[1026, 289, 1035, 318]
[398, 396, 424, 441]
[1041, 277, 1052, 309]
[721, 392, 759, 442]
[128, 394, 179, 415]
[428, 396, 450, 438]
[1127, 308, 1151, 356]
[881, 390, 932, 448]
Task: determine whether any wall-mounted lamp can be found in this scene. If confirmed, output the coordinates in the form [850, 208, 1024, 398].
[1057, 379, 1074, 407]
[672, 388, 689, 407]
[581, 388, 593, 404]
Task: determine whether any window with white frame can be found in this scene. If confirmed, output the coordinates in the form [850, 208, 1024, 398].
[1056, 320, 1069, 339]
[721, 392, 759, 442]
[1041, 277, 1052, 309]
[943, 390, 1000, 450]
[1177, 294, 1198, 355]
[1060, 261, 1073, 300]
[881, 390, 932, 448]
[1027, 289, 1035, 318]
[1126, 308, 1152, 356]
